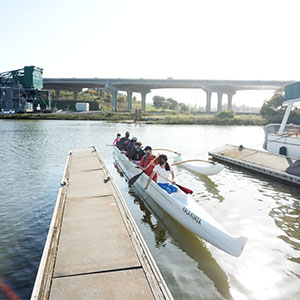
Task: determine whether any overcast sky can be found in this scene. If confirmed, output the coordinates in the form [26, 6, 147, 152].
[1, 0, 299, 108]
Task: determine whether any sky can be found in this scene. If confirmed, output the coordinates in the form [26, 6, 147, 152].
[1, 0, 300, 108]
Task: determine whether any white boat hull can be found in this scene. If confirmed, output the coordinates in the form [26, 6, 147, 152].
[265, 133, 300, 159]
[113, 147, 247, 257]
[173, 156, 224, 175]
[263, 95, 300, 159]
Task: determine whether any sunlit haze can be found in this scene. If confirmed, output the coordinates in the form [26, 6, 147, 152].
[1, 0, 299, 108]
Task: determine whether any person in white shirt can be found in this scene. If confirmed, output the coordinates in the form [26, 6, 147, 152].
[144, 154, 178, 194]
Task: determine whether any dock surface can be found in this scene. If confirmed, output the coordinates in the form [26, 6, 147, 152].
[209, 144, 300, 185]
[31, 148, 172, 300]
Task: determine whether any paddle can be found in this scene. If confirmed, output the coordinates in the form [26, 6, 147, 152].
[152, 148, 182, 155]
[158, 174, 193, 194]
[129, 170, 144, 185]
[172, 159, 216, 166]
[128, 156, 157, 185]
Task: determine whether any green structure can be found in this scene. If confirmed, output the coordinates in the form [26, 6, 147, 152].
[285, 82, 300, 101]
[0, 66, 49, 112]
[12, 66, 43, 90]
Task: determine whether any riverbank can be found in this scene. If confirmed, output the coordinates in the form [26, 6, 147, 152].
[0, 111, 266, 125]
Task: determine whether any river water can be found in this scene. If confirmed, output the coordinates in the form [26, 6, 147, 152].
[0, 120, 299, 300]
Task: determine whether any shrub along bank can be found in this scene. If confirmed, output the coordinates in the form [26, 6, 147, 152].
[0, 111, 266, 125]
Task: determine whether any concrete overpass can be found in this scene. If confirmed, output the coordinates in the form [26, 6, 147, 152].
[43, 78, 293, 112]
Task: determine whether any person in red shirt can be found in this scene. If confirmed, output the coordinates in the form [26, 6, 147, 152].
[139, 146, 158, 181]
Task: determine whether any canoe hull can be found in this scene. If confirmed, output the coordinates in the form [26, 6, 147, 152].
[114, 147, 246, 257]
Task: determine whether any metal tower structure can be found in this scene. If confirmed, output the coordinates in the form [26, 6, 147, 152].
[0, 66, 50, 112]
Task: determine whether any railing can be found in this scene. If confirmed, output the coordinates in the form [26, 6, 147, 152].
[263, 123, 300, 150]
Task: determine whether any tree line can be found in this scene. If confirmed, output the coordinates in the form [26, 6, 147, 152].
[49, 88, 300, 124]
[152, 96, 189, 112]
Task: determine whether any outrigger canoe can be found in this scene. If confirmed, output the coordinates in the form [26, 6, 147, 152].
[173, 155, 224, 176]
[113, 147, 247, 257]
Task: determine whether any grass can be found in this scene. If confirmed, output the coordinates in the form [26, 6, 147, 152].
[143, 113, 265, 125]
[0, 110, 266, 125]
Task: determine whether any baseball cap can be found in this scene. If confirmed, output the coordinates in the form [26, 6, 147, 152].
[144, 146, 152, 151]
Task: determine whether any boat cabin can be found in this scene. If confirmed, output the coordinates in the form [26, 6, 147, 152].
[263, 82, 300, 158]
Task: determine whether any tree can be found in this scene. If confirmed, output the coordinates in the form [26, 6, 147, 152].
[166, 98, 178, 110]
[260, 91, 284, 117]
[99, 88, 104, 96]
[179, 103, 189, 112]
[117, 94, 126, 102]
[162, 100, 170, 109]
[84, 89, 97, 95]
[153, 95, 165, 108]
[153, 96, 165, 108]
[216, 110, 235, 119]
[104, 93, 112, 102]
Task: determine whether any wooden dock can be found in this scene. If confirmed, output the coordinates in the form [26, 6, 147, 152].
[31, 148, 173, 300]
[209, 144, 300, 186]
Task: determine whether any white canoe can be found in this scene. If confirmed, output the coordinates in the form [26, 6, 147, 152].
[113, 147, 247, 257]
[173, 155, 224, 176]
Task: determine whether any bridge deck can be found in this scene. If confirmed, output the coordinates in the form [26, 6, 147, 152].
[43, 78, 292, 91]
[31, 148, 172, 300]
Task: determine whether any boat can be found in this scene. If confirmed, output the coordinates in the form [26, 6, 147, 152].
[113, 147, 247, 257]
[173, 155, 224, 176]
[263, 82, 300, 159]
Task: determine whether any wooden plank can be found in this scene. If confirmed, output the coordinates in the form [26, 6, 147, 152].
[50, 269, 154, 300]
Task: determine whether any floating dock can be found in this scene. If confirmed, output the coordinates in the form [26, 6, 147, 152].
[31, 148, 172, 300]
[209, 144, 300, 186]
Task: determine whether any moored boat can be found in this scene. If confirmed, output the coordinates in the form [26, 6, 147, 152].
[173, 155, 224, 176]
[113, 147, 247, 257]
[263, 82, 300, 159]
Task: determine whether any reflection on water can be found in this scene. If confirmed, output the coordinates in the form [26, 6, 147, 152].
[193, 172, 224, 203]
[130, 189, 168, 248]
[1, 120, 299, 300]
[269, 201, 300, 266]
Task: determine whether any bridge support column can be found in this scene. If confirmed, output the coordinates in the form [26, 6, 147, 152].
[141, 92, 147, 111]
[217, 92, 223, 112]
[127, 91, 133, 112]
[47, 91, 52, 110]
[227, 93, 234, 111]
[74, 91, 78, 101]
[112, 89, 118, 112]
[55, 90, 60, 100]
[206, 91, 212, 113]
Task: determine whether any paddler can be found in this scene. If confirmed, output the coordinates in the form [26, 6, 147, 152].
[116, 131, 130, 151]
[144, 154, 177, 194]
[139, 146, 158, 181]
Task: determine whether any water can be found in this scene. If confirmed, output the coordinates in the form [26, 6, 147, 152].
[0, 120, 299, 300]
